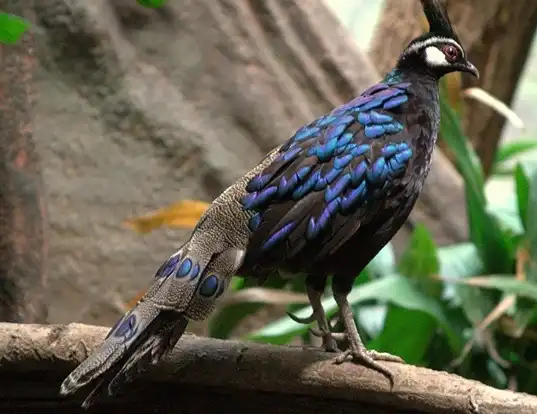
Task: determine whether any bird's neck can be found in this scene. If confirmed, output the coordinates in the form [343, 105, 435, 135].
[382, 67, 440, 111]
[382, 66, 439, 86]
[382, 67, 441, 175]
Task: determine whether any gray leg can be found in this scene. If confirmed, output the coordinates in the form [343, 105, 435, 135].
[288, 283, 340, 353]
[333, 290, 404, 387]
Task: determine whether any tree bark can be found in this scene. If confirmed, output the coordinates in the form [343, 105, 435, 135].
[1, 323, 537, 413]
[370, 0, 537, 176]
[0, 0, 48, 323]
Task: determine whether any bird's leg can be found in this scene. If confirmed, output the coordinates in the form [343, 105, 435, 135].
[332, 288, 405, 388]
[287, 276, 340, 353]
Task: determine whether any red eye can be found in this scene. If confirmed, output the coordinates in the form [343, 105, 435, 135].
[442, 45, 459, 62]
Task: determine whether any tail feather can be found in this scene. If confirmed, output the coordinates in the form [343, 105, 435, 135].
[60, 245, 206, 407]
[60, 243, 246, 408]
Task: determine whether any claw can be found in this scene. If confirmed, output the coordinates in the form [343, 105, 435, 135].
[287, 311, 317, 325]
[334, 348, 404, 388]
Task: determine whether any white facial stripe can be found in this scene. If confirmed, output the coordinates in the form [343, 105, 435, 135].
[425, 46, 449, 67]
[405, 36, 464, 59]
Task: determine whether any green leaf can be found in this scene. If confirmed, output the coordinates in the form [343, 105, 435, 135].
[0, 13, 29, 45]
[437, 243, 494, 326]
[398, 224, 441, 297]
[494, 140, 537, 168]
[246, 274, 460, 352]
[526, 167, 537, 282]
[438, 243, 482, 278]
[439, 91, 513, 274]
[367, 243, 396, 277]
[368, 227, 444, 364]
[487, 192, 524, 235]
[368, 305, 437, 365]
[515, 163, 530, 231]
[137, 0, 167, 7]
[460, 276, 537, 301]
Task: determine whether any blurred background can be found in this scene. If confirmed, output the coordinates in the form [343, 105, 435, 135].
[2, 0, 537, 395]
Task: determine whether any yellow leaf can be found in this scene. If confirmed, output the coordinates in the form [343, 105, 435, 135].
[125, 290, 146, 310]
[123, 200, 210, 234]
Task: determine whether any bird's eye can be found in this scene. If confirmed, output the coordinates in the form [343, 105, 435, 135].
[442, 45, 459, 62]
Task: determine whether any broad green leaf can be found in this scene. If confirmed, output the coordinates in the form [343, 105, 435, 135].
[246, 274, 459, 352]
[398, 224, 441, 298]
[515, 163, 530, 231]
[366, 243, 396, 277]
[437, 243, 494, 326]
[438, 243, 482, 278]
[487, 192, 524, 235]
[0, 13, 29, 45]
[368, 305, 437, 365]
[356, 304, 386, 338]
[368, 224, 442, 364]
[459, 276, 537, 301]
[494, 140, 537, 168]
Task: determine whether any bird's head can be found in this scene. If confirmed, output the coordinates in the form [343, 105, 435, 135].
[396, 0, 479, 79]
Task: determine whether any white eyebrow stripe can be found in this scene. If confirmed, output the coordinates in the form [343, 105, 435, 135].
[405, 36, 464, 58]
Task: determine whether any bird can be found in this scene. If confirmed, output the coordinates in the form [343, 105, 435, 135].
[60, 0, 478, 408]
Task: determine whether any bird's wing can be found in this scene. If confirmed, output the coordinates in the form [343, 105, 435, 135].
[240, 81, 418, 269]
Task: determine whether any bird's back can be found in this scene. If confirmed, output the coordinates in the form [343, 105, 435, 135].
[199, 71, 442, 281]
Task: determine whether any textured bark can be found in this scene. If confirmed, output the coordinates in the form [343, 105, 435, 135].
[1, 323, 537, 413]
[370, 0, 537, 176]
[0, 0, 48, 323]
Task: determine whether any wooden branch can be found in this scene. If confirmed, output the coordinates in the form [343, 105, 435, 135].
[0, 323, 536, 413]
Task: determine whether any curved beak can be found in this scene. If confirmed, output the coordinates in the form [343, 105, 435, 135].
[462, 61, 479, 79]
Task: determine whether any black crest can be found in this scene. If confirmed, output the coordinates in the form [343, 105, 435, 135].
[420, 0, 460, 43]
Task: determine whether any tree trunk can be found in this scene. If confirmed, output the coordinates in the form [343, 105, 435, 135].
[0, 0, 48, 323]
[370, 0, 537, 176]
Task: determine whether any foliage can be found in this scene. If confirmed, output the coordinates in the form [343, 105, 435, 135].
[0, 13, 29, 44]
[123, 81, 537, 395]
[137, 0, 167, 7]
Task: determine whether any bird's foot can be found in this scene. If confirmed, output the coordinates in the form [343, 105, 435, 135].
[333, 345, 404, 388]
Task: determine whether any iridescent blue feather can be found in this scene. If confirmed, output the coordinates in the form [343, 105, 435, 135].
[240, 81, 415, 264]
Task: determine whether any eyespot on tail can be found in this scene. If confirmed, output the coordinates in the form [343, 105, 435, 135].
[59, 248, 206, 407]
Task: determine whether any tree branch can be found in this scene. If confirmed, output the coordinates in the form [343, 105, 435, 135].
[0, 323, 536, 413]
